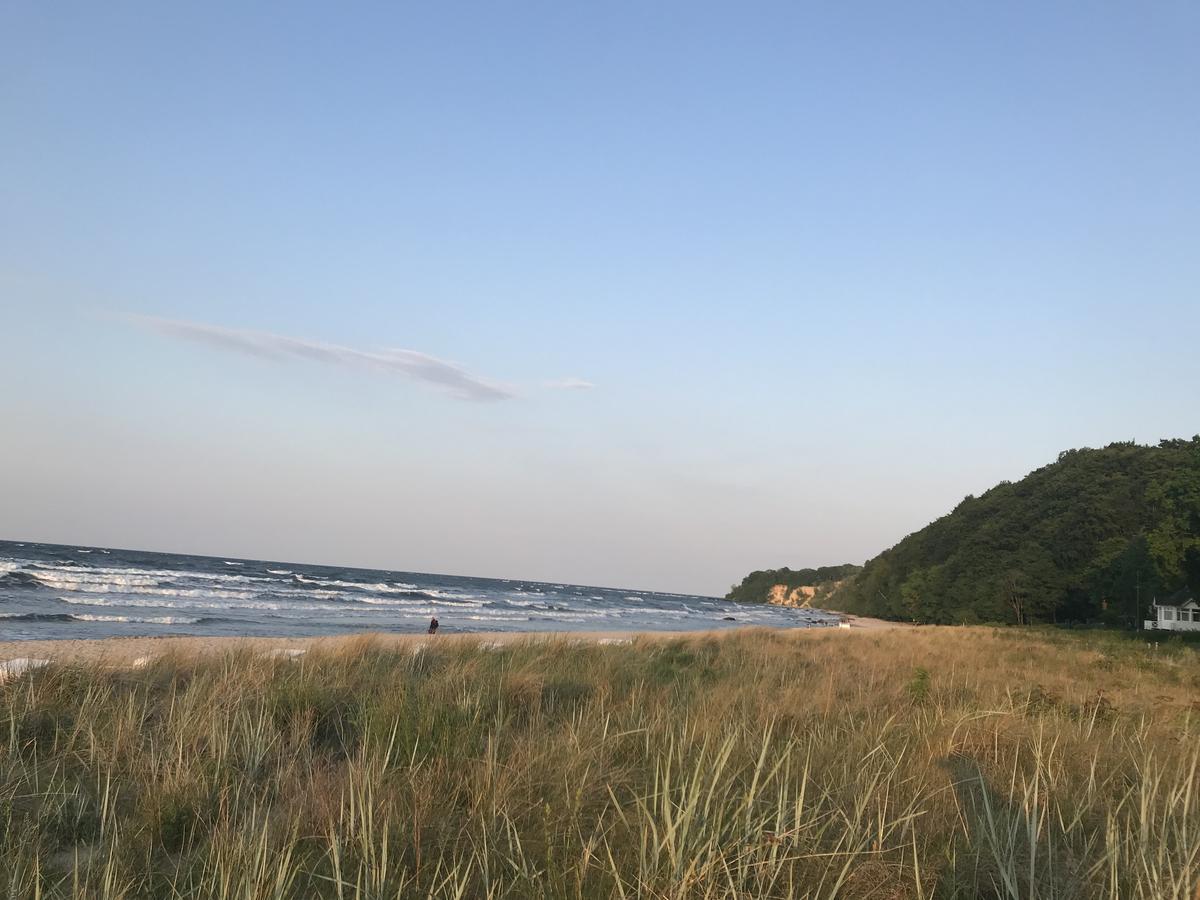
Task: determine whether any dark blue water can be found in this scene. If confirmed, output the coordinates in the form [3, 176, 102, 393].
[0, 541, 839, 641]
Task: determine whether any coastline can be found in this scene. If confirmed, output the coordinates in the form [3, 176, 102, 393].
[0, 616, 909, 664]
[1, 543, 854, 643]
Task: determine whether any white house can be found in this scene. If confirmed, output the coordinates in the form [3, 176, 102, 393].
[1146, 589, 1200, 632]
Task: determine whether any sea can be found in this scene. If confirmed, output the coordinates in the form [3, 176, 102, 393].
[0, 541, 840, 641]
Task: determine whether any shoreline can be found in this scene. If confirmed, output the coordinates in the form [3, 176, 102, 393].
[0, 616, 909, 664]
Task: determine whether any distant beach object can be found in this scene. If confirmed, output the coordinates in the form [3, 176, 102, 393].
[838, 621, 853, 629]
[722, 616, 736, 621]
[0, 658, 51, 682]
[428, 617, 439, 634]
[265, 648, 307, 660]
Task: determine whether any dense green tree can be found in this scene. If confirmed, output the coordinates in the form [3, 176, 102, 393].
[1185, 547, 1200, 599]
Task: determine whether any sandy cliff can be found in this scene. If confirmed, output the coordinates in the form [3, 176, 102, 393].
[766, 584, 818, 607]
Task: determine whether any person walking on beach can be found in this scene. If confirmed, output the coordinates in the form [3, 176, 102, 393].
[428, 617, 439, 634]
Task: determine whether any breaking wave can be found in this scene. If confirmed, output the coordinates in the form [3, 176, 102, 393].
[291, 574, 423, 593]
[0, 612, 75, 623]
[0, 612, 227, 626]
[69, 613, 216, 625]
[0, 571, 49, 589]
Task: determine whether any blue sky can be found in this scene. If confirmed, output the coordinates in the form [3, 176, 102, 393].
[2, 2, 1197, 594]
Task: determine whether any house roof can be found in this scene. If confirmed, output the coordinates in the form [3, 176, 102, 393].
[1157, 588, 1197, 607]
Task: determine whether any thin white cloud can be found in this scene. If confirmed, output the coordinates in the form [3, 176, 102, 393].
[128, 315, 515, 402]
[545, 377, 596, 390]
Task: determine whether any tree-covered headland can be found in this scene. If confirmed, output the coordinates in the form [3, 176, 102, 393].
[729, 438, 1200, 626]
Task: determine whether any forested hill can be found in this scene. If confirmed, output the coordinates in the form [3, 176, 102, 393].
[829, 438, 1200, 625]
[726, 564, 861, 603]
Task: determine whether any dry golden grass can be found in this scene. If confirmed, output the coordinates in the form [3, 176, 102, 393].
[1, 626, 1198, 898]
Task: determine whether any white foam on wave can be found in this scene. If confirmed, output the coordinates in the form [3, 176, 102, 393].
[31, 571, 163, 589]
[291, 574, 425, 594]
[265, 606, 446, 619]
[368, 582, 425, 593]
[38, 578, 257, 599]
[267, 569, 293, 575]
[31, 563, 264, 585]
[456, 609, 608, 623]
[71, 613, 202, 625]
[31, 570, 343, 599]
[60, 594, 366, 613]
[223, 561, 244, 566]
[355, 595, 484, 609]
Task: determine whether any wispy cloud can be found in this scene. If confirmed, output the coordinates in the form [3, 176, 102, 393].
[128, 315, 515, 402]
[544, 377, 596, 391]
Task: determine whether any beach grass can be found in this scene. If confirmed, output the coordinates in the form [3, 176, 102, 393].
[2, 627, 1199, 898]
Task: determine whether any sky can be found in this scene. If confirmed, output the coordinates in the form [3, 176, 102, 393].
[2, 2, 1198, 595]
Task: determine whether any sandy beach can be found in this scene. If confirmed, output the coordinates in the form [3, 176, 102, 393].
[0, 615, 907, 665]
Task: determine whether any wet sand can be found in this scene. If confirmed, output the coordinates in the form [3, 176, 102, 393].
[0, 616, 911, 665]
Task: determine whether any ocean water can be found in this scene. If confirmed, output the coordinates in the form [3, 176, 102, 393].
[0, 541, 839, 641]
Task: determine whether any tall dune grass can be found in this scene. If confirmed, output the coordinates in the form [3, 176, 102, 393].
[1, 627, 1198, 898]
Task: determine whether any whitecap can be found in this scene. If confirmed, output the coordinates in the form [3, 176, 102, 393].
[38, 579, 257, 599]
[70, 613, 202, 625]
[291, 575, 429, 594]
[31, 563, 264, 585]
[29, 571, 163, 589]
